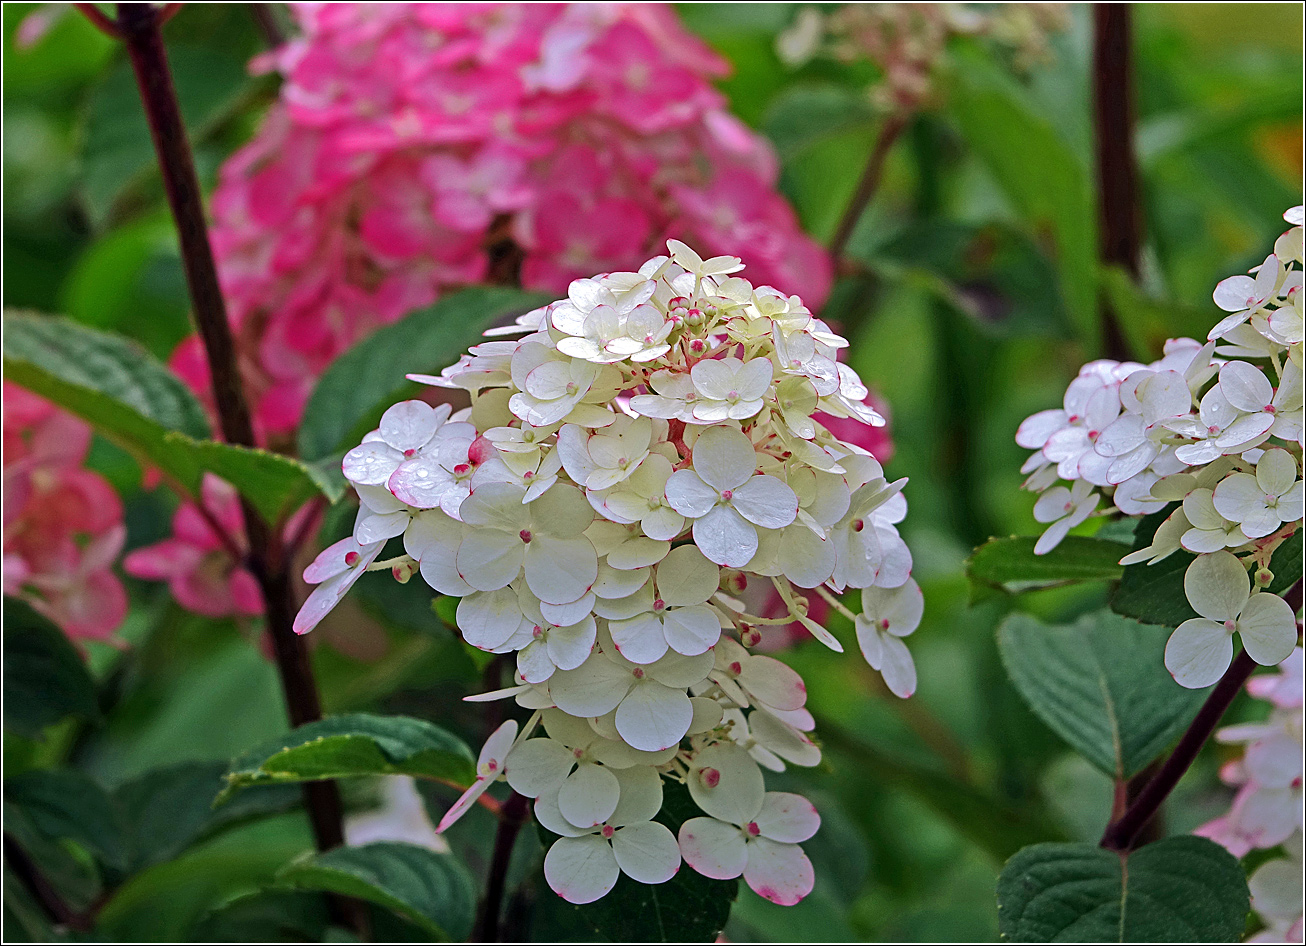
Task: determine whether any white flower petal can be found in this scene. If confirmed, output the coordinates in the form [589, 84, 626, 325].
[693, 505, 758, 568]
[379, 400, 440, 452]
[525, 537, 598, 605]
[1165, 619, 1234, 689]
[458, 587, 525, 651]
[738, 655, 807, 711]
[688, 744, 765, 825]
[544, 835, 619, 904]
[457, 531, 523, 591]
[611, 821, 681, 885]
[1184, 551, 1250, 622]
[505, 738, 574, 798]
[615, 681, 693, 752]
[742, 836, 815, 906]
[1237, 593, 1298, 667]
[662, 606, 722, 656]
[654, 545, 719, 606]
[691, 425, 756, 491]
[609, 613, 670, 665]
[730, 475, 799, 529]
[558, 762, 620, 828]
[678, 817, 747, 880]
[878, 634, 917, 697]
[609, 764, 664, 826]
[549, 655, 634, 718]
[664, 470, 718, 518]
[753, 792, 821, 844]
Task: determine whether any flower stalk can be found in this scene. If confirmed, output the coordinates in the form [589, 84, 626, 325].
[112, 0, 350, 869]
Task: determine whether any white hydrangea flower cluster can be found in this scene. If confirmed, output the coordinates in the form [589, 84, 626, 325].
[295, 241, 921, 905]
[1016, 208, 1304, 690]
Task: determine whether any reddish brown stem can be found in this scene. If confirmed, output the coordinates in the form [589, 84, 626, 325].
[1100, 650, 1256, 851]
[114, 0, 347, 866]
[828, 113, 909, 263]
[472, 792, 531, 943]
[4, 833, 92, 932]
[1092, 4, 1140, 361]
[74, 3, 122, 38]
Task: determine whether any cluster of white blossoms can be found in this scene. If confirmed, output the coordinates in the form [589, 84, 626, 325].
[1016, 208, 1304, 689]
[295, 241, 920, 904]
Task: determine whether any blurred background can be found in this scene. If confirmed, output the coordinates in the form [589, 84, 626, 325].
[3, 3, 1302, 941]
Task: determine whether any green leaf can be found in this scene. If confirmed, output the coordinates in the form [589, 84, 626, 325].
[1113, 507, 1302, 628]
[996, 837, 1249, 942]
[114, 761, 301, 873]
[762, 83, 877, 162]
[967, 536, 1129, 600]
[2, 599, 100, 739]
[275, 842, 475, 940]
[79, 45, 251, 228]
[4, 769, 127, 871]
[191, 890, 329, 943]
[946, 44, 1097, 346]
[298, 287, 551, 461]
[997, 609, 1209, 779]
[4, 311, 337, 522]
[535, 781, 738, 942]
[4, 310, 210, 438]
[220, 714, 476, 803]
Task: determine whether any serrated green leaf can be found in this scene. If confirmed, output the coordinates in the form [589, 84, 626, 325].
[997, 610, 1209, 778]
[967, 536, 1128, 599]
[4, 311, 336, 522]
[4, 769, 127, 871]
[114, 761, 301, 873]
[191, 890, 329, 943]
[3, 599, 101, 739]
[275, 842, 475, 940]
[1112, 507, 1301, 628]
[220, 714, 476, 803]
[298, 287, 552, 461]
[996, 837, 1249, 942]
[534, 781, 738, 943]
[4, 310, 210, 438]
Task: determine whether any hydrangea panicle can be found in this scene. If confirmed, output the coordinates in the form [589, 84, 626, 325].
[1016, 207, 1304, 691]
[295, 241, 917, 905]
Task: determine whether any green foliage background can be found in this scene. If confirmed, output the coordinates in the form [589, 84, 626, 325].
[2, 3, 1302, 942]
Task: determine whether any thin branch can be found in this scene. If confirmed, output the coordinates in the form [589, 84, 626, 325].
[250, 3, 287, 48]
[113, 2, 355, 916]
[828, 113, 909, 263]
[1100, 649, 1256, 852]
[3, 833, 92, 933]
[1092, 4, 1140, 361]
[472, 792, 531, 943]
[74, 3, 121, 38]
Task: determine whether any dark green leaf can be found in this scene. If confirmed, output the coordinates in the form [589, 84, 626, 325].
[4, 769, 127, 871]
[762, 83, 876, 162]
[298, 287, 552, 460]
[534, 781, 738, 943]
[114, 761, 300, 872]
[220, 714, 476, 803]
[4, 311, 337, 521]
[996, 837, 1249, 942]
[3, 599, 100, 739]
[967, 536, 1128, 599]
[275, 842, 475, 940]
[191, 890, 329, 943]
[946, 44, 1097, 346]
[4, 310, 209, 439]
[997, 609, 1209, 778]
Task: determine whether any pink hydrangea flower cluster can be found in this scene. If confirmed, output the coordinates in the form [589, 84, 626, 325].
[178, 2, 832, 442]
[1197, 648, 1304, 943]
[2, 383, 128, 642]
